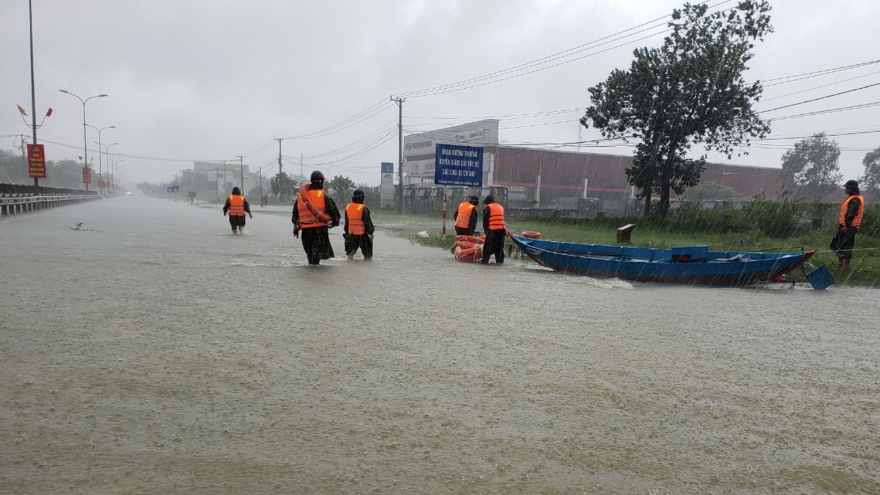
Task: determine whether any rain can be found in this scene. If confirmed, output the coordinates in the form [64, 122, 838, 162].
[3, 0, 880, 493]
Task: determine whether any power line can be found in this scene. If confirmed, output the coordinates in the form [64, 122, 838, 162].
[757, 82, 880, 114]
[762, 59, 880, 86]
[762, 70, 880, 102]
[768, 100, 880, 122]
[397, 0, 732, 99]
[279, 99, 393, 140]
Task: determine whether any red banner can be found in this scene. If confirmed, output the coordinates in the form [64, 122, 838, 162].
[82, 166, 91, 184]
[26, 144, 47, 179]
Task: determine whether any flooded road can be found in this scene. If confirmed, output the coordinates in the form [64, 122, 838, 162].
[2, 196, 878, 494]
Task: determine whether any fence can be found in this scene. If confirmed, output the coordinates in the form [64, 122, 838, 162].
[0, 191, 101, 216]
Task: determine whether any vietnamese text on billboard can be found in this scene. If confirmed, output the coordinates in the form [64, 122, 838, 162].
[434, 144, 483, 187]
[27, 144, 47, 179]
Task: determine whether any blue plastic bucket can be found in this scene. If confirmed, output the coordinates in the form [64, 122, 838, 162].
[806, 264, 835, 290]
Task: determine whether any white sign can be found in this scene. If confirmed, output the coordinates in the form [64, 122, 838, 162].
[407, 158, 435, 178]
[455, 129, 485, 142]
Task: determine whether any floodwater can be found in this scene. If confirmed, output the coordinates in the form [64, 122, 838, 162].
[1, 195, 878, 495]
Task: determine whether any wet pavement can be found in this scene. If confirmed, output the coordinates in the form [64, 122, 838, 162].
[1, 195, 878, 494]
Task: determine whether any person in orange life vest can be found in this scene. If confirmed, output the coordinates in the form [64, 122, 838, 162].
[223, 186, 252, 235]
[344, 189, 375, 260]
[454, 195, 480, 236]
[830, 179, 865, 270]
[292, 170, 340, 265]
[481, 195, 506, 264]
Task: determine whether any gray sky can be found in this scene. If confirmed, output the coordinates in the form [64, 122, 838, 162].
[3, 0, 879, 187]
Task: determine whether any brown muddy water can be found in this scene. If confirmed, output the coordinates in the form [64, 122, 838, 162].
[1, 196, 878, 494]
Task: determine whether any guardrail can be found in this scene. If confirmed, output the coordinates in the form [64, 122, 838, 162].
[0, 193, 102, 216]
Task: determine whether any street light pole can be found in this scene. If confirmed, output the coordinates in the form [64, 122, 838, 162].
[96, 141, 118, 193]
[238, 155, 244, 194]
[27, 0, 39, 192]
[110, 157, 124, 191]
[59, 89, 107, 191]
[88, 125, 115, 194]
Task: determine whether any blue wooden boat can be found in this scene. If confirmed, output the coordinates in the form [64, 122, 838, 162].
[508, 233, 816, 287]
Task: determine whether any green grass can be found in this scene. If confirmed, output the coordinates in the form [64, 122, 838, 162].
[373, 209, 880, 287]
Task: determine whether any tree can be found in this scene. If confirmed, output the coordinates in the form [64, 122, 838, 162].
[270, 172, 295, 202]
[860, 145, 880, 195]
[780, 133, 842, 200]
[327, 175, 355, 200]
[0, 149, 29, 184]
[582, 1, 772, 216]
[44, 159, 86, 189]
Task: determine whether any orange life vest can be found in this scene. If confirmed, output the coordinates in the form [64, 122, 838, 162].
[346, 203, 366, 235]
[454, 202, 476, 229]
[839, 195, 865, 229]
[228, 195, 245, 216]
[298, 189, 328, 229]
[486, 203, 506, 231]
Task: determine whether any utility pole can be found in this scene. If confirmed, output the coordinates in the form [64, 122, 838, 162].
[27, 0, 39, 192]
[238, 155, 244, 193]
[223, 161, 228, 196]
[19, 135, 27, 172]
[259, 167, 263, 206]
[275, 138, 283, 175]
[391, 96, 405, 213]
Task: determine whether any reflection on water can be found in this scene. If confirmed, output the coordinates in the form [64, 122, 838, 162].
[1, 197, 878, 494]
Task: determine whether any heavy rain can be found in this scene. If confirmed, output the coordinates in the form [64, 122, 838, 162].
[2, 195, 879, 494]
[4, 0, 880, 493]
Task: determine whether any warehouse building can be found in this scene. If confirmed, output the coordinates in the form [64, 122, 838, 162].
[404, 120, 784, 215]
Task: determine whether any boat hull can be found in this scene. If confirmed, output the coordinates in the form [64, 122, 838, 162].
[508, 233, 814, 287]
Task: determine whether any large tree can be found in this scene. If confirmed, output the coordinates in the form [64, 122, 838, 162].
[780, 133, 842, 200]
[270, 172, 295, 202]
[860, 145, 880, 195]
[582, 1, 772, 216]
[327, 175, 355, 201]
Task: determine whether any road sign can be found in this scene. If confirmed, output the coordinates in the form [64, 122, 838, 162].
[434, 143, 483, 187]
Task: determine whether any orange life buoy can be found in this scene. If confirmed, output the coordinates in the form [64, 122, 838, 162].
[521, 231, 542, 239]
[456, 235, 483, 244]
[298, 183, 331, 223]
[455, 245, 482, 262]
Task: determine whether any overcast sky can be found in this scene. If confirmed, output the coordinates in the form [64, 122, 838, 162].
[3, 0, 879, 187]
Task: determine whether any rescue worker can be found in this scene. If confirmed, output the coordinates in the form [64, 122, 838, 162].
[222, 186, 252, 235]
[481, 195, 506, 264]
[830, 179, 865, 270]
[292, 171, 340, 265]
[344, 189, 375, 260]
[454, 195, 480, 236]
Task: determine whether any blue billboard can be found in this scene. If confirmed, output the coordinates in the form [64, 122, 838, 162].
[381, 162, 393, 174]
[434, 144, 483, 187]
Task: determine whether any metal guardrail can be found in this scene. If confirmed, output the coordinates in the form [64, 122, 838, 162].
[0, 193, 102, 216]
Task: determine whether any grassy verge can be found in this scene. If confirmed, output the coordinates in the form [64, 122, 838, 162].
[373, 210, 880, 287]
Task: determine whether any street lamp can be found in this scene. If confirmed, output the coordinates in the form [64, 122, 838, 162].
[88, 124, 115, 194]
[112, 158, 125, 191]
[95, 141, 118, 194]
[59, 89, 107, 191]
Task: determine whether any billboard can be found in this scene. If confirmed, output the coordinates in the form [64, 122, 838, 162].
[408, 158, 435, 178]
[27, 144, 47, 179]
[380, 162, 394, 193]
[434, 144, 483, 187]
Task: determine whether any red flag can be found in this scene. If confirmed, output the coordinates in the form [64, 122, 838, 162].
[45, 107, 53, 117]
[17, 104, 28, 116]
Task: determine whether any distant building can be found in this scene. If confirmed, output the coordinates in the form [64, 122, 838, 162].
[404, 120, 784, 214]
[182, 161, 258, 200]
